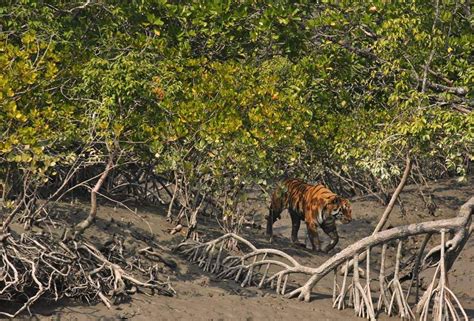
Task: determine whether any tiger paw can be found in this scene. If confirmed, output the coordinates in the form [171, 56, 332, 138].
[292, 242, 306, 248]
[322, 244, 337, 253]
[322, 247, 334, 254]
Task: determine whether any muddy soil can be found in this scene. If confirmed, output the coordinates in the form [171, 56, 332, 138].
[6, 176, 474, 320]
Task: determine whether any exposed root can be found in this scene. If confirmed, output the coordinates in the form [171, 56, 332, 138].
[333, 261, 350, 310]
[360, 247, 375, 320]
[169, 224, 183, 235]
[175, 232, 316, 296]
[0, 231, 174, 318]
[406, 233, 432, 302]
[417, 230, 468, 321]
[177, 196, 473, 321]
[377, 243, 391, 314]
[348, 252, 375, 320]
[175, 233, 257, 274]
[386, 240, 415, 320]
[284, 277, 314, 302]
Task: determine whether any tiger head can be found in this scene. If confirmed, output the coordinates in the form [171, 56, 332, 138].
[326, 196, 352, 224]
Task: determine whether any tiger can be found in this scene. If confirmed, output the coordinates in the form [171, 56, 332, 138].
[266, 178, 352, 253]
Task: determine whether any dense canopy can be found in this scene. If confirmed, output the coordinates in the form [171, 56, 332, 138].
[1, 1, 473, 218]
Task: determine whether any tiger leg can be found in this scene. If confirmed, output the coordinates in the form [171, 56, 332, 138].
[306, 221, 321, 252]
[321, 224, 339, 253]
[266, 207, 282, 242]
[266, 186, 285, 241]
[266, 209, 275, 241]
[289, 209, 305, 247]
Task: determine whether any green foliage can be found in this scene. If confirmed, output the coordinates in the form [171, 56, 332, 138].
[1, 0, 472, 203]
[0, 28, 77, 191]
[154, 56, 311, 191]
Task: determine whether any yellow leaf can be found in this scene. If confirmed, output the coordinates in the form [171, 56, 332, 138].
[21, 32, 35, 45]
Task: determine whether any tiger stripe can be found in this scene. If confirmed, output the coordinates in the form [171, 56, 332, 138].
[266, 178, 352, 253]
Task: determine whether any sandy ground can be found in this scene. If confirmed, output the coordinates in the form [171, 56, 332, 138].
[6, 176, 473, 320]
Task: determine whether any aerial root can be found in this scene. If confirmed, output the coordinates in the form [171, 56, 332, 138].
[333, 260, 350, 310]
[377, 243, 391, 314]
[176, 233, 318, 298]
[359, 248, 375, 320]
[417, 230, 468, 321]
[177, 194, 472, 321]
[348, 252, 376, 320]
[386, 240, 415, 320]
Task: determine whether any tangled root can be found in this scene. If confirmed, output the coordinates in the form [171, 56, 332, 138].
[0, 230, 175, 318]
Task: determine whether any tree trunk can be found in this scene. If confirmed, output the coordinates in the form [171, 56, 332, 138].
[342, 155, 412, 273]
[373, 155, 412, 233]
[75, 150, 115, 234]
